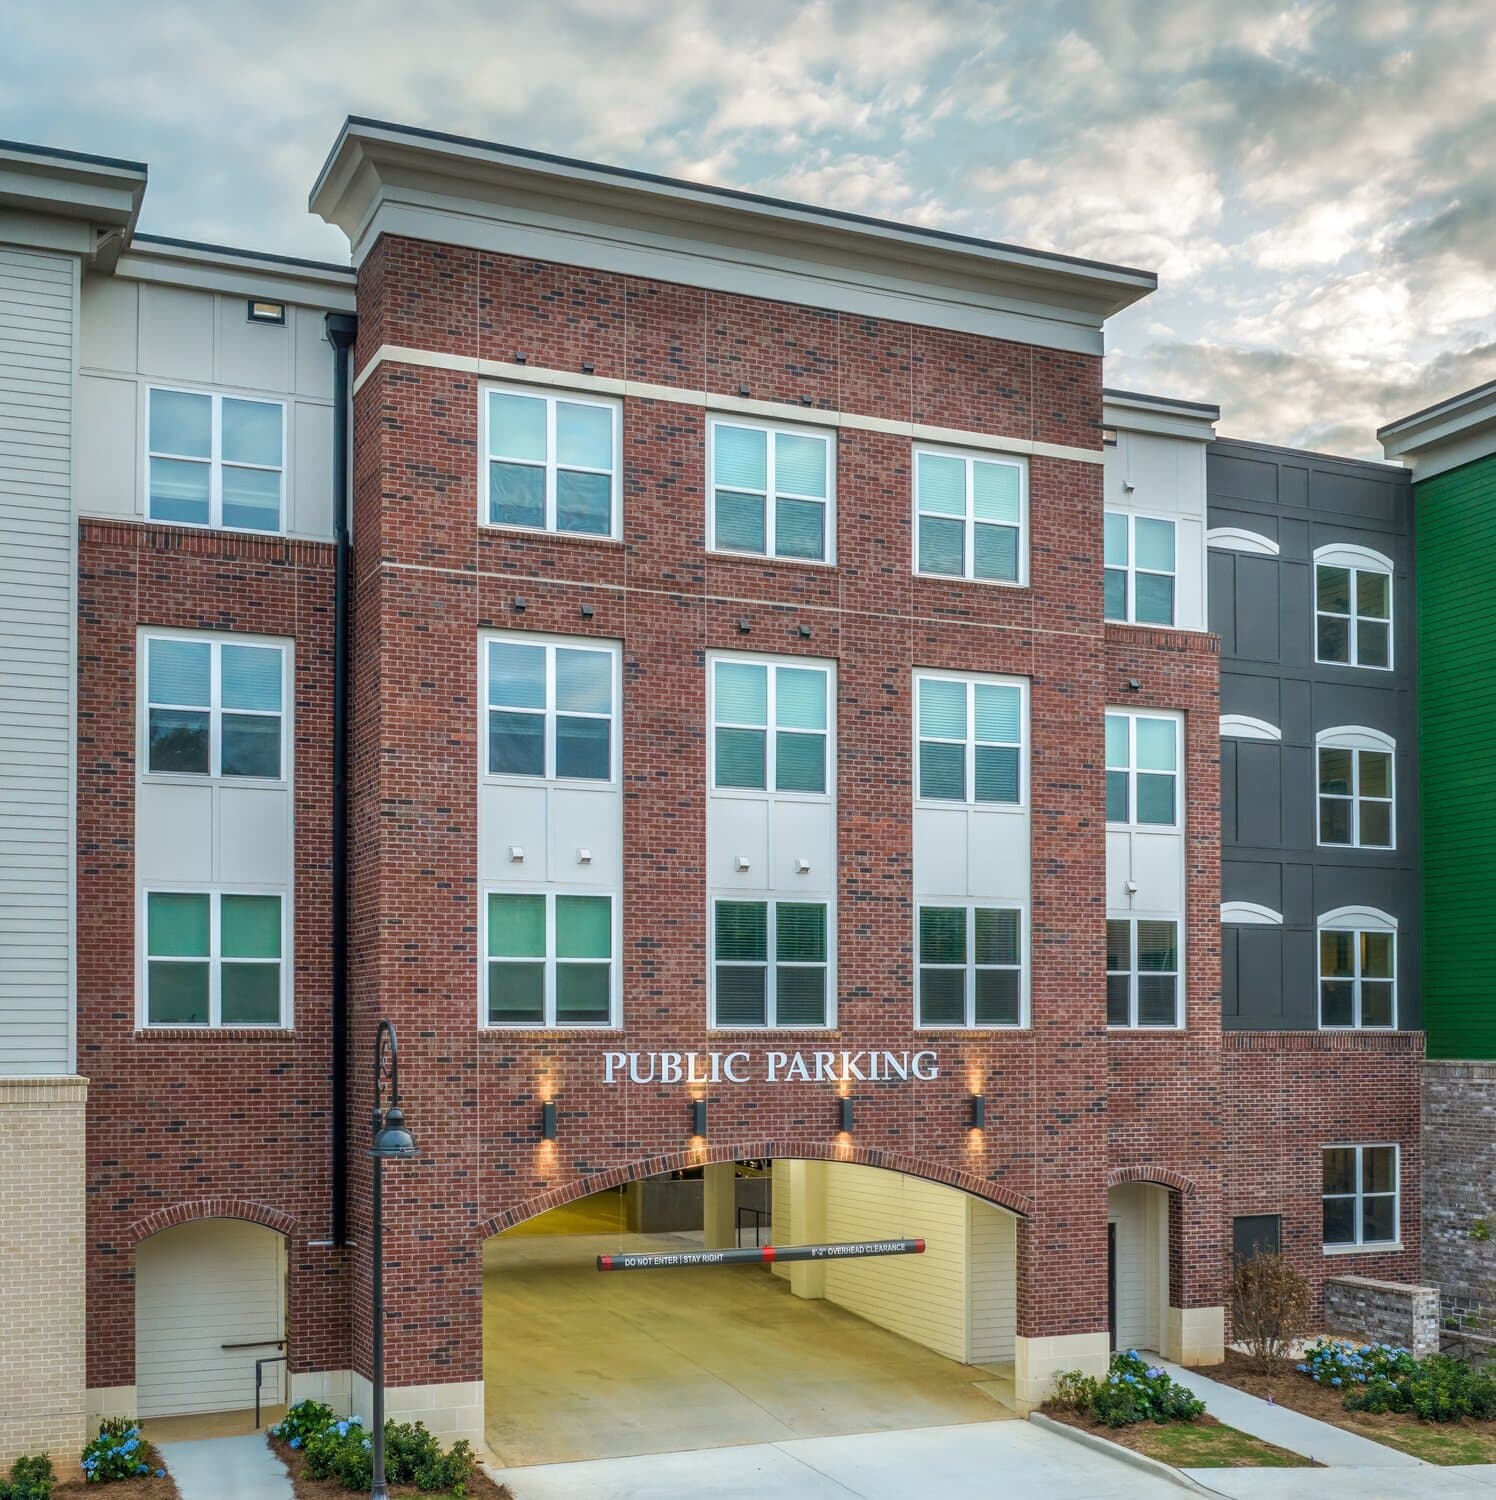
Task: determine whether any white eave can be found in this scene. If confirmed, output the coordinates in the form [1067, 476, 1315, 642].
[1103, 386, 1219, 442]
[0, 138, 148, 269]
[1378, 379, 1496, 481]
[310, 117, 1157, 356]
[116, 234, 356, 311]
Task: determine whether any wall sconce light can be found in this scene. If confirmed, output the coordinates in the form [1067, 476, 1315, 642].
[839, 1096, 854, 1133]
[970, 1094, 986, 1130]
[691, 1099, 707, 1137]
[541, 1101, 557, 1141]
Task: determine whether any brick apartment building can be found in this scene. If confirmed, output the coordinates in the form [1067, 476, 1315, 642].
[0, 118, 1437, 1462]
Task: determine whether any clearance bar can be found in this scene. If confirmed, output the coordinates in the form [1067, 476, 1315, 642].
[597, 1238, 925, 1272]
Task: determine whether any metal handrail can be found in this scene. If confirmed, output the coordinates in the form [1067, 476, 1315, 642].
[736, 1205, 769, 1248]
[222, 1338, 286, 1351]
[254, 1354, 288, 1429]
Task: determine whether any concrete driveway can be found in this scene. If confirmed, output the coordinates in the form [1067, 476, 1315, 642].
[490, 1420, 1184, 1499]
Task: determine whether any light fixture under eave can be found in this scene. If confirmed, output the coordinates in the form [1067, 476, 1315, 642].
[839, 1096, 854, 1133]
[691, 1099, 707, 1137]
[970, 1094, 986, 1130]
[541, 1101, 557, 1141]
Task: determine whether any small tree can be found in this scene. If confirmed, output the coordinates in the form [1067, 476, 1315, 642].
[1232, 1251, 1311, 1373]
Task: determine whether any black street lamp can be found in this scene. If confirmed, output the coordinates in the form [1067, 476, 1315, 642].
[369, 1020, 416, 1500]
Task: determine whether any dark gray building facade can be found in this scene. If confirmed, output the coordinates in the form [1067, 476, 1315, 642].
[1208, 438, 1420, 1032]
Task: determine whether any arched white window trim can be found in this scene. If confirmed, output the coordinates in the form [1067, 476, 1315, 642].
[1208, 527, 1279, 556]
[1313, 542, 1395, 574]
[1221, 715, 1281, 741]
[1316, 725, 1395, 753]
[1319, 906, 1398, 932]
[1222, 901, 1283, 925]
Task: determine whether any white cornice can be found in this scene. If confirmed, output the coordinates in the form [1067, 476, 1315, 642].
[312, 119, 1158, 357]
[0, 140, 147, 269]
[1103, 388, 1219, 442]
[114, 237, 355, 310]
[353, 344, 1105, 467]
[1379, 379, 1496, 479]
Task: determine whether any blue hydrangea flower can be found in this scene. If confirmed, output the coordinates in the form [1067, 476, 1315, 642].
[289, 1437, 301, 1449]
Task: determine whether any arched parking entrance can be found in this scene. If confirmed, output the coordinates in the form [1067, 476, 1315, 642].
[133, 1212, 288, 1421]
[481, 1153, 1026, 1467]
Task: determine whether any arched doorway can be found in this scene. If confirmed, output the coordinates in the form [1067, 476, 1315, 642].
[135, 1218, 287, 1420]
[481, 1156, 1021, 1466]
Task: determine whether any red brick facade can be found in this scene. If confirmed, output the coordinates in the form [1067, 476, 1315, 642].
[77, 234, 1422, 1398]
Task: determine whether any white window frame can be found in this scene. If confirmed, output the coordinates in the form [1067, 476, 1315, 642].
[482, 631, 622, 786]
[480, 382, 623, 540]
[707, 415, 836, 565]
[912, 442, 1029, 587]
[708, 896, 836, 1030]
[912, 670, 1028, 809]
[1104, 509, 1177, 626]
[1105, 709, 1183, 830]
[145, 385, 286, 534]
[1322, 1143, 1401, 1253]
[139, 629, 289, 784]
[138, 886, 289, 1030]
[1313, 544, 1394, 671]
[1105, 913, 1185, 1030]
[1317, 906, 1397, 1031]
[481, 887, 620, 1030]
[707, 652, 836, 799]
[1316, 726, 1395, 851]
[914, 901, 1029, 1029]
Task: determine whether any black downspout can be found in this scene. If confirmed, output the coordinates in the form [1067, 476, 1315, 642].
[326, 311, 358, 1246]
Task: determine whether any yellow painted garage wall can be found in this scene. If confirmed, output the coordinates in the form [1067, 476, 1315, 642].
[770, 1159, 792, 1282]
[822, 1164, 969, 1363]
[1108, 1183, 1167, 1352]
[967, 1200, 1017, 1363]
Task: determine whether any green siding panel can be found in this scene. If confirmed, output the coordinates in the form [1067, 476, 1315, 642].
[1418, 451, 1496, 1058]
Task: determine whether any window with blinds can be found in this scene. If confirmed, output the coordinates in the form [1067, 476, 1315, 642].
[710, 418, 833, 562]
[914, 445, 1026, 584]
[486, 890, 616, 1028]
[711, 655, 831, 795]
[914, 672, 1024, 805]
[712, 899, 830, 1027]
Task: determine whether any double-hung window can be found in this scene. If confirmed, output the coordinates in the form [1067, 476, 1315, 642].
[713, 899, 830, 1028]
[1315, 548, 1392, 668]
[1105, 711, 1180, 826]
[144, 890, 284, 1027]
[1323, 1145, 1399, 1250]
[917, 905, 1024, 1027]
[915, 673, 1023, 804]
[1319, 912, 1396, 1029]
[712, 656, 831, 794]
[147, 387, 285, 533]
[484, 385, 620, 538]
[914, 447, 1026, 585]
[1317, 731, 1393, 848]
[1106, 917, 1181, 1027]
[486, 635, 618, 781]
[1104, 512, 1176, 626]
[144, 634, 285, 779]
[486, 891, 616, 1028]
[710, 418, 833, 562]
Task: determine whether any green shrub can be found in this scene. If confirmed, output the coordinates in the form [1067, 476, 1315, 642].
[1051, 1351, 1205, 1428]
[1301, 1339, 1496, 1423]
[302, 1420, 371, 1490]
[80, 1419, 164, 1483]
[279, 1404, 473, 1495]
[269, 1398, 338, 1450]
[1, 1453, 55, 1500]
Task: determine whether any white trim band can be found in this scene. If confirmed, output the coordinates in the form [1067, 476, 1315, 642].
[1207, 526, 1278, 556]
[1220, 715, 1281, 741]
[353, 345, 1105, 466]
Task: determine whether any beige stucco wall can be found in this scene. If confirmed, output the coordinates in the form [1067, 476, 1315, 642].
[0, 1077, 88, 1465]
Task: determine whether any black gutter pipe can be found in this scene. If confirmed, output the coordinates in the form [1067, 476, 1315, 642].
[326, 311, 358, 1246]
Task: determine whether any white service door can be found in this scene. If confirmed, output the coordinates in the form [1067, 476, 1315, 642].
[136, 1218, 286, 1417]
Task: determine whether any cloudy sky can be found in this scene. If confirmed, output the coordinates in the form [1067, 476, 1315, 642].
[7, 0, 1494, 455]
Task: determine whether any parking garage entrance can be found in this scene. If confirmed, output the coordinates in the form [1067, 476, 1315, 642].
[481, 1158, 1020, 1466]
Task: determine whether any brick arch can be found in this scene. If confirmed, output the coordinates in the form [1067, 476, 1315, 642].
[127, 1197, 300, 1245]
[1107, 1165, 1196, 1198]
[480, 1140, 1035, 1238]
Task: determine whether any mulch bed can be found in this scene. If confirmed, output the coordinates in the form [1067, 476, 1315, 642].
[269, 1435, 511, 1500]
[1042, 1407, 1309, 1467]
[1199, 1349, 1496, 1446]
[53, 1442, 182, 1497]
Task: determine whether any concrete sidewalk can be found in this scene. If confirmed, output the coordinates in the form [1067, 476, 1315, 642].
[1186, 1465, 1496, 1497]
[491, 1419, 1187, 1498]
[156, 1434, 294, 1500]
[1158, 1359, 1426, 1468]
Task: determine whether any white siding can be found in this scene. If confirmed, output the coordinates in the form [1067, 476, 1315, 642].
[822, 1164, 970, 1363]
[1108, 1183, 1168, 1352]
[0, 245, 77, 1076]
[136, 1218, 286, 1417]
[968, 1199, 1018, 1363]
